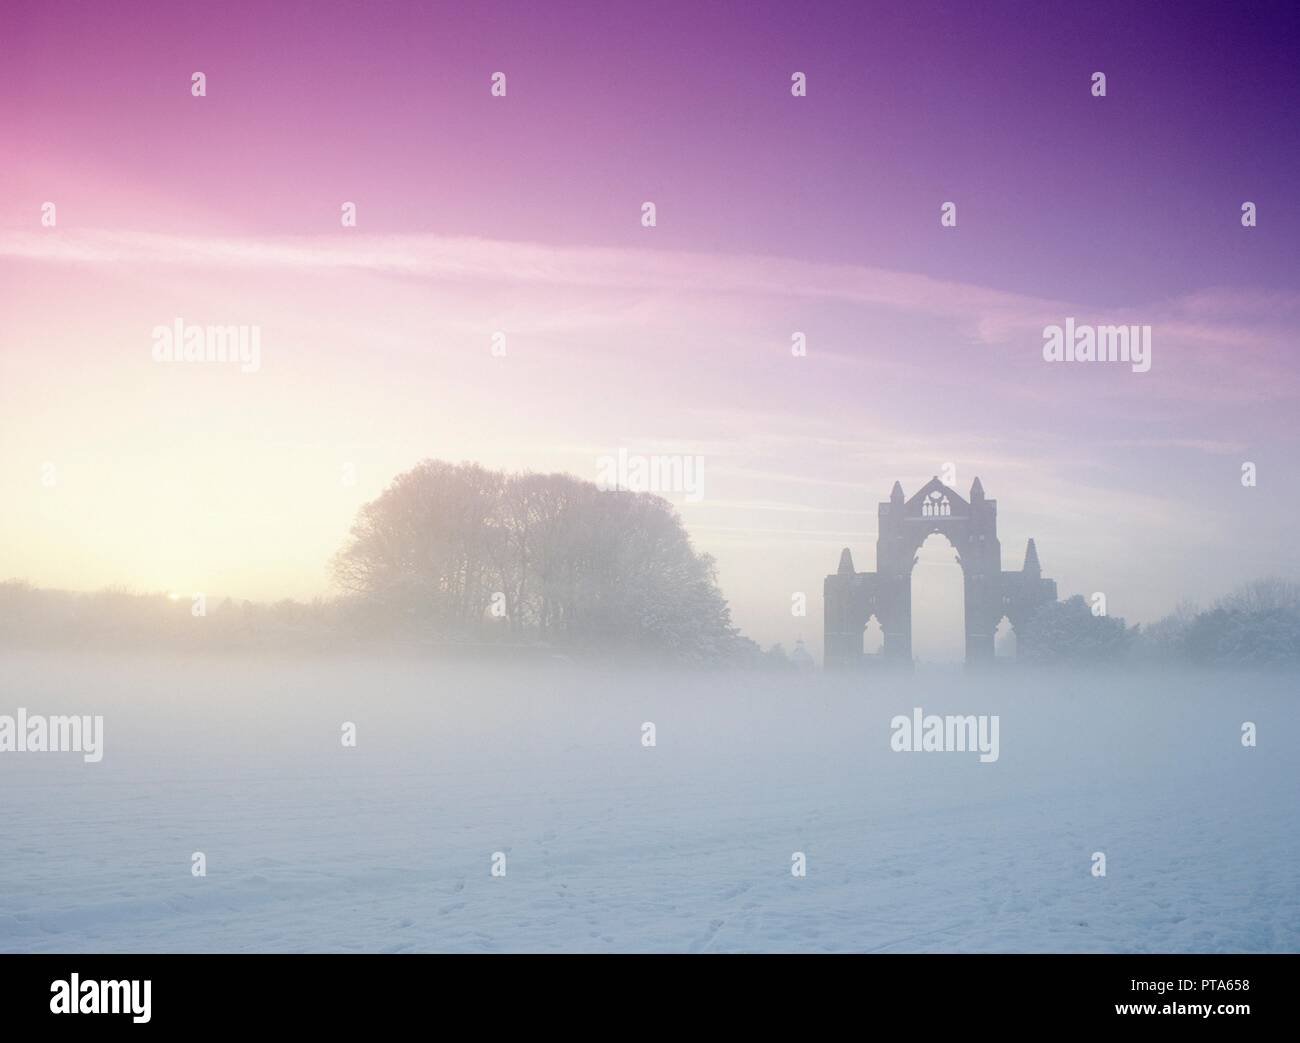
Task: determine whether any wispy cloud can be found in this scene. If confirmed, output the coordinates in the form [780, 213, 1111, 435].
[7, 226, 1292, 358]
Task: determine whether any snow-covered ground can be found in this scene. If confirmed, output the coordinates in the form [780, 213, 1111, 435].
[1, 651, 1296, 953]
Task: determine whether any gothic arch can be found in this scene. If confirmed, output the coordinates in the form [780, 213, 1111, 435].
[824, 477, 1056, 667]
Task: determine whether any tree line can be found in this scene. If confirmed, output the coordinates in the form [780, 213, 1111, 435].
[0, 460, 756, 665]
[1018, 578, 1300, 669]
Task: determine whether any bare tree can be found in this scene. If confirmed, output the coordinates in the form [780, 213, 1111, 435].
[332, 460, 742, 660]
[1217, 578, 1300, 614]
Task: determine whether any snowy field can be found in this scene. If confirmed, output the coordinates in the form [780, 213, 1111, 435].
[1, 650, 1297, 953]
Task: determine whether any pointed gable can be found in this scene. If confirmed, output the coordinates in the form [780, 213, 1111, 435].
[904, 475, 969, 517]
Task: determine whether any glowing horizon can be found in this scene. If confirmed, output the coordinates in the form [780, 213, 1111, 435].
[3, 0, 1298, 650]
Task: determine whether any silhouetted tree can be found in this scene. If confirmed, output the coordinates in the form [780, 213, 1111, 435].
[1129, 578, 1300, 669]
[1183, 606, 1300, 669]
[1130, 599, 1198, 665]
[1018, 594, 1133, 665]
[331, 459, 744, 662]
[1216, 577, 1300, 615]
[331, 461, 503, 633]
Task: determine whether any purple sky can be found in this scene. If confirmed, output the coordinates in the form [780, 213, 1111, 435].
[2, 0, 1298, 653]
[6, 0, 1298, 300]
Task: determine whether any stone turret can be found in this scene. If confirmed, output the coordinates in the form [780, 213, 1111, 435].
[970, 476, 985, 502]
[837, 548, 855, 575]
[1023, 538, 1041, 578]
